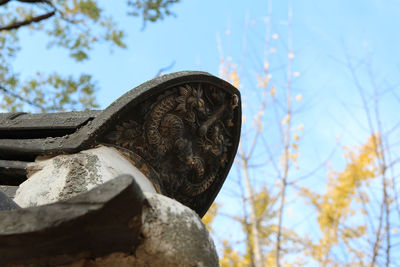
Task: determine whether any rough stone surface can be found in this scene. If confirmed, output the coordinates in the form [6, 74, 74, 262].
[0, 189, 20, 210]
[14, 146, 156, 207]
[0, 175, 145, 266]
[61, 192, 219, 267]
[135, 192, 218, 266]
[0, 185, 17, 199]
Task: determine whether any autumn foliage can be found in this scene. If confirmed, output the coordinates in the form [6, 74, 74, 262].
[203, 5, 398, 266]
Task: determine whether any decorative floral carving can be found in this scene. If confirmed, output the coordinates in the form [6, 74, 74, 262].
[105, 83, 239, 207]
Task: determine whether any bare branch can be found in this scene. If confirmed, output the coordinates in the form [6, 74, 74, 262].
[246, 96, 266, 160]
[237, 165, 256, 267]
[260, 134, 282, 178]
[289, 146, 336, 184]
[344, 48, 376, 137]
[241, 156, 264, 267]
[370, 190, 385, 267]
[0, 10, 55, 31]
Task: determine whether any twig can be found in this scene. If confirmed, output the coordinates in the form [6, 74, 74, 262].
[237, 165, 255, 267]
[289, 146, 337, 184]
[276, 3, 293, 266]
[155, 61, 176, 77]
[0, 84, 44, 109]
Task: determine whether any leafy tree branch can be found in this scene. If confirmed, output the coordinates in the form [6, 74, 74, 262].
[0, 10, 55, 31]
[0, 0, 181, 112]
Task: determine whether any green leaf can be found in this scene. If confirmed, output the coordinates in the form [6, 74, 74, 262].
[70, 50, 89, 61]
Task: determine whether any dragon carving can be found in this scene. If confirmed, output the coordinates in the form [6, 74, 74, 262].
[105, 83, 238, 204]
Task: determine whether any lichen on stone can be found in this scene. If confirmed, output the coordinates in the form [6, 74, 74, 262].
[132, 192, 219, 267]
[58, 153, 101, 201]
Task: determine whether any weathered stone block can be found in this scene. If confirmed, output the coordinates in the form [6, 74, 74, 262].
[14, 146, 156, 207]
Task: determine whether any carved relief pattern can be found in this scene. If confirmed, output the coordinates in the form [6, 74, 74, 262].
[106, 83, 238, 205]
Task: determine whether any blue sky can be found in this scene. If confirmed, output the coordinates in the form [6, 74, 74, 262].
[13, 0, 400, 136]
[11, 0, 400, 263]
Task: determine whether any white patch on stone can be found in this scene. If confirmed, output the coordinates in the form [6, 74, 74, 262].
[14, 146, 156, 208]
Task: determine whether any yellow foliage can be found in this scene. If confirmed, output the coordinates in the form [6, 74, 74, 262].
[289, 152, 299, 163]
[257, 74, 269, 88]
[270, 86, 276, 97]
[254, 188, 275, 219]
[219, 240, 249, 267]
[265, 251, 276, 266]
[230, 70, 240, 88]
[219, 56, 241, 88]
[301, 134, 379, 263]
[264, 61, 270, 71]
[318, 135, 378, 228]
[202, 202, 219, 233]
[281, 114, 290, 125]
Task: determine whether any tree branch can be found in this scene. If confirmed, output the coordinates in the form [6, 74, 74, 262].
[0, 84, 44, 110]
[16, 0, 52, 4]
[0, 10, 55, 32]
[0, 0, 10, 6]
[0, 0, 53, 7]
